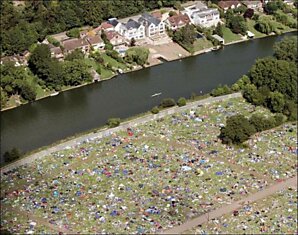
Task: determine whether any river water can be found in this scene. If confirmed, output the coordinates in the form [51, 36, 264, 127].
[1, 32, 295, 161]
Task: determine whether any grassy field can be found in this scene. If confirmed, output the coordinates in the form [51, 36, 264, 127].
[101, 53, 127, 70]
[222, 27, 242, 43]
[1, 96, 297, 234]
[193, 38, 214, 52]
[186, 188, 297, 234]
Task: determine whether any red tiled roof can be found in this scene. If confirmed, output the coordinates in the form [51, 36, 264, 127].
[151, 11, 162, 20]
[62, 38, 89, 51]
[86, 35, 103, 45]
[106, 31, 122, 41]
[218, 0, 241, 9]
[168, 14, 190, 27]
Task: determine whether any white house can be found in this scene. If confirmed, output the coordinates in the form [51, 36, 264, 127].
[121, 19, 146, 40]
[138, 13, 166, 38]
[183, 2, 220, 28]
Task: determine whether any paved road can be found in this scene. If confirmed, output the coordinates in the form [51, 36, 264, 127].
[162, 176, 297, 234]
[1, 93, 241, 174]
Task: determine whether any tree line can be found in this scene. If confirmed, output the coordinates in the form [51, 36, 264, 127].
[218, 36, 297, 145]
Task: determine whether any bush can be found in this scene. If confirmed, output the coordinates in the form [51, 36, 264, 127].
[177, 97, 186, 107]
[160, 98, 176, 108]
[4, 148, 22, 163]
[107, 118, 120, 128]
[151, 106, 160, 114]
[249, 114, 276, 132]
[274, 113, 286, 126]
[219, 114, 256, 145]
[211, 85, 231, 97]
[66, 28, 80, 38]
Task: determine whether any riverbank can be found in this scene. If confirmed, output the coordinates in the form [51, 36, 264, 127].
[1, 29, 296, 112]
[0, 92, 240, 172]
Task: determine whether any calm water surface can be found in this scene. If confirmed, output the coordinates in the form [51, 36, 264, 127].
[1, 32, 295, 161]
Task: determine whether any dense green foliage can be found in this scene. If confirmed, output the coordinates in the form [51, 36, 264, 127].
[3, 148, 22, 163]
[172, 24, 197, 52]
[225, 10, 247, 35]
[160, 98, 176, 108]
[219, 114, 256, 145]
[273, 36, 297, 62]
[0, 62, 38, 103]
[125, 47, 149, 66]
[1, 0, 187, 56]
[177, 97, 186, 107]
[107, 118, 121, 128]
[151, 106, 160, 114]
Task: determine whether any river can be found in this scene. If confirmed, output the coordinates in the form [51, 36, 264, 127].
[1, 32, 295, 162]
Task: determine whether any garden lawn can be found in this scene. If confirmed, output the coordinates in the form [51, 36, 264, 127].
[222, 27, 242, 44]
[193, 38, 213, 52]
[246, 19, 267, 38]
[102, 53, 127, 70]
[84, 58, 114, 80]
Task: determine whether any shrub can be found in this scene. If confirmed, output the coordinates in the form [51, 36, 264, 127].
[177, 97, 186, 107]
[4, 148, 22, 163]
[151, 106, 159, 114]
[107, 118, 120, 128]
[160, 98, 176, 108]
[274, 113, 286, 126]
[219, 114, 256, 145]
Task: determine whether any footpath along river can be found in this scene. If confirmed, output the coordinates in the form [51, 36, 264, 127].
[0, 32, 295, 162]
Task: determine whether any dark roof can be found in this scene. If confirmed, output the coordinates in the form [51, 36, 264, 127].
[139, 12, 161, 26]
[108, 19, 120, 27]
[126, 19, 141, 29]
[218, 0, 241, 9]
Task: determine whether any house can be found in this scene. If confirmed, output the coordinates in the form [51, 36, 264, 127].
[183, 2, 220, 28]
[241, 1, 263, 11]
[46, 43, 64, 60]
[283, 0, 295, 6]
[108, 18, 125, 35]
[106, 31, 127, 46]
[0, 56, 27, 66]
[218, 1, 242, 12]
[166, 13, 191, 30]
[122, 19, 146, 40]
[86, 35, 105, 50]
[62, 38, 90, 54]
[138, 13, 166, 38]
[151, 11, 163, 20]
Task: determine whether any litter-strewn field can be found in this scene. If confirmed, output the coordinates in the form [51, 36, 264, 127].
[1, 97, 297, 234]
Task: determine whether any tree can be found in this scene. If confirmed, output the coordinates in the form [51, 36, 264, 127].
[66, 28, 80, 38]
[177, 97, 186, 106]
[169, 11, 177, 17]
[249, 114, 276, 132]
[19, 82, 37, 102]
[107, 118, 121, 128]
[266, 91, 285, 113]
[243, 9, 254, 19]
[125, 47, 149, 66]
[249, 57, 297, 101]
[64, 49, 85, 61]
[219, 114, 256, 145]
[4, 148, 22, 163]
[255, 15, 275, 34]
[151, 106, 160, 114]
[130, 37, 136, 47]
[0, 88, 8, 109]
[160, 98, 176, 108]
[172, 24, 196, 52]
[62, 60, 92, 86]
[242, 84, 266, 106]
[228, 15, 247, 35]
[273, 36, 297, 62]
[214, 23, 223, 37]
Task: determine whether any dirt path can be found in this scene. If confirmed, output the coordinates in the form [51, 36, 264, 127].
[161, 176, 297, 234]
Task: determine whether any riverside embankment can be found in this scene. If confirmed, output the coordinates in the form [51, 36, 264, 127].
[1, 31, 296, 161]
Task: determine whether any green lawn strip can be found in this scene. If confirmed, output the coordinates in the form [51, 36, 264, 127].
[222, 27, 242, 43]
[193, 38, 213, 52]
[101, 53, 127, 70]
